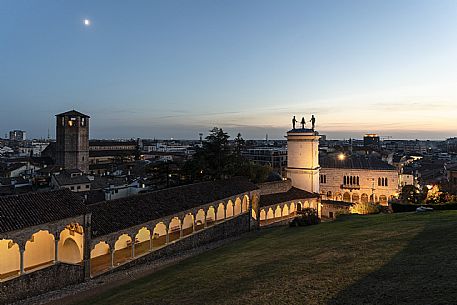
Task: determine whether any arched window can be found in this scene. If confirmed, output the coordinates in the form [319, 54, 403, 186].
[226, 200, 234, 218]
[135, 227, 151, 257]
[216, 203, 225, 221]
[168, 217, 181, 243]
[326, 191, 332, 199]
[58, 223, 84, 264]
[234, 198, 242, 216]
[90, 241, 110, 276]
[352, 193, 360, 203]
[274, 206, 282, 219]
[357, 176, 360, 185]
[0, 239, 20, 280]
[113, 234, 132, 266]
[282, 204, 289, 217]
[385, 178, 388, 186]
[182, 213, 194, 237]
[24, 230, 55, 272]
[378, 177, 382, 186]
[206, 206, 216, 226]
[343, 192, 351, 202]
[152, 222, 167, 248]
[260, 209, 267, 222]
[195, 209, 206, 231]
[290, 202, 296, 215]
[242, 195, 249, 212]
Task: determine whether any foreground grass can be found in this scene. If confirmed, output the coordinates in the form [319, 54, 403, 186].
[77, 212, 457, 305]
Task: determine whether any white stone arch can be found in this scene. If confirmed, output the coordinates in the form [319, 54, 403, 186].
[352, 193, 360, 203]
[24, 230, 55, 272]
[274, 205, 282, 219]
[234, 197, 242, 216]
[282, 204, 289, 217]
[195, 209, 206, 231]
[58, 223, 84, 264]
[216, 203, 225, 221]
[152, 222, 167, 248]
[0, 239, 20, 280]
[168, 217, 181, 242]
[343, 192, 351, 202]
[134, 227, 151, 257]
[226, 200, 234, 218]
[242, 195, 249, 212]
[90, 241, 110, 276]
[260, 209, 266, 221]
[361, 193, 369, 204]
[297, 202, 302, 211]
[206, 206, 216, 226]
[379, 195, 388, 205]
[113, 234, 132, 266]
[290, 202, 296, 215]
[304, 200, 310, 208]
[182, 213, 194, 237]
[267, 208, 274, 221]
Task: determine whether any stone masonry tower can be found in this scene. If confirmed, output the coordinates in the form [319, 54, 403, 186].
[55, 110, 90, 173]
[286, 124, 320, 193]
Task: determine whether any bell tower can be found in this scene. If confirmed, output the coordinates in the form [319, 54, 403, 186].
[286, 117, 320, 193]
[55, 110, 90, 173]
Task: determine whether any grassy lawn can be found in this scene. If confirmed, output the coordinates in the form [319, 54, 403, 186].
[77, 211, 457, 305]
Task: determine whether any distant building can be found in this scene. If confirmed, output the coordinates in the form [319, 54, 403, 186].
[51, 169, 91, 192]
[364, 134, 380, 149]
[55, 110, 90, 173]
[319, 154, 399, 206]
[242, 147, 287, 174]
[9, 130, 26, 141]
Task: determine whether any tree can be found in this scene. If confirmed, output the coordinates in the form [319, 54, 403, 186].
[184, 127, 272, 183]
[400, 185, 424, 204]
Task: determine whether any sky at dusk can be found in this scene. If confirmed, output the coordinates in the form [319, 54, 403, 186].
[0, 0, 456, 140]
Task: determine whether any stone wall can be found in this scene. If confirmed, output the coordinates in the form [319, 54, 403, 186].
[97, 213, 251, 276]
[0, 263, 84, 304]
[256, 180, 292, 195]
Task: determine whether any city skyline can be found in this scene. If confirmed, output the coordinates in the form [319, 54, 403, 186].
[1, 0, 456, 140]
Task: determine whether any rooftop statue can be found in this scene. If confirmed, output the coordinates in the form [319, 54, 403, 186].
[292, 116, 297, 129]
[310, 115, 316, 130]
[301, 117, 306, 129]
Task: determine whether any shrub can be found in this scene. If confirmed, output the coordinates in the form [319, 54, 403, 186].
[349, 202, 380, 215]
[289, 208, 320, 227]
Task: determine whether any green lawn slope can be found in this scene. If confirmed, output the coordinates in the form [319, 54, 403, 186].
[77, 211, 457, 305]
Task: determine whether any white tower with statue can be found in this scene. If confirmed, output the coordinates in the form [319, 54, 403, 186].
[286, 115, 320, 193]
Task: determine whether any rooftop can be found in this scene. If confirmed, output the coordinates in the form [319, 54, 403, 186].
[89, 177, 258, 237]
[0, 189, 87, 234]
[56, 110, 90, 118]
[259, 187, 319, 207]
[320, 155, 396, 171]
[52, 171, 91, 186]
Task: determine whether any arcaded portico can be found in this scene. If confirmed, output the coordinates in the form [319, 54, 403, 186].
[257, 186, 320, 227]
[0, 178, 260, 304]
[0, 190, 90, 283]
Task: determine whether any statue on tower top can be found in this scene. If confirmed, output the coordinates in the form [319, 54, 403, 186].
[310, 115, 316, 130]
[292, 116, 297, 129]
[301, 117, 306, 129]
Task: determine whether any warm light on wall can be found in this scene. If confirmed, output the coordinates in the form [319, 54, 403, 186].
[338, 153, 346, 161]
